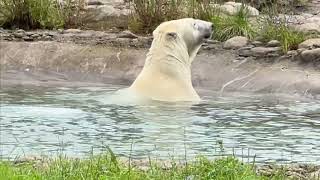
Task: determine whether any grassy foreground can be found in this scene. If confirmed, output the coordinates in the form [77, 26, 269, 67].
[0, 153, 287, 180]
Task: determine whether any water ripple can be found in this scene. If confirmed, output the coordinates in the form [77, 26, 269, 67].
[0, 86, 319, 164]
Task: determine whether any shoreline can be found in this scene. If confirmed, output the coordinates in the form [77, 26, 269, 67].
[1, 152, 319, 179]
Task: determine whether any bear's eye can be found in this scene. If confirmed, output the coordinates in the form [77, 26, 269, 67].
[193, 23, 198, 29]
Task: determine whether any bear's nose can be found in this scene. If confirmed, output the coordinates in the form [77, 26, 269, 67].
[208, 22, 214, 32]
[204, 33, 211, 39]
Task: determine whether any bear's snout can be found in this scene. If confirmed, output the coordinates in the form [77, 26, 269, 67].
[204, 22, 213, 39]
[204, 33, 211, 39]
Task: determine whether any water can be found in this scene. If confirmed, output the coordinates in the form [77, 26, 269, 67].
[0, 85, 320, 164]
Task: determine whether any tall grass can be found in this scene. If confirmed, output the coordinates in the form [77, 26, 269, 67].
[129, 0, 257, 40]
[0, 0, 84, 29]
[260, 23, 305, 52]
[0, 152, 287, 180]
[186, 0, 220, 21]
[128, 0, 222, 34]
[258, 7, 306, 52]
[128, 0, 184, 34]
[212, 5, 257, 41]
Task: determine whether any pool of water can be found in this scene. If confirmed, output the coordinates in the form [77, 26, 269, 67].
[0, 85, 320, 164]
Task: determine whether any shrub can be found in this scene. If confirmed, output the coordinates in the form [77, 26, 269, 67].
[258, 13, 306, 52]
[261, 24, 305, 52]
[212, 5, 257, 41]
[186, 0, 221, 21]
[0, 0, 84, 29]
[128, 0, 221, 34]
[245, 0, 311, 13]
[128, 0, 184, 34]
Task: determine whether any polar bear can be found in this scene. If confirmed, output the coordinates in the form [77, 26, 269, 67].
[128, 18, 213, 102]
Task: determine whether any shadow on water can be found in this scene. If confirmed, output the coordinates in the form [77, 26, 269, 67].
[0, 85, 320, 164]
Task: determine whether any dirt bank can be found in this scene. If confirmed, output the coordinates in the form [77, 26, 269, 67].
[1, 40, 320, 99]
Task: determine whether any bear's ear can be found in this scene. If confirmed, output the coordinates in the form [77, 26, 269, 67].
[166, 32, 177, 39]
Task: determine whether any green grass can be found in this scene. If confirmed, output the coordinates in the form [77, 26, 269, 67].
[0, 0, 311, 54]
[259, 23, 306, 52]
[257, 10, 307, 53]
[211, 5, 257, 41]
[0, 152, 288, 180]
[130, 0, 257, 40]
[128, 0, 222, 34]
[128, 0, 184, 34]
[128, 0, 308, 54]
[0, 0, 83, 29]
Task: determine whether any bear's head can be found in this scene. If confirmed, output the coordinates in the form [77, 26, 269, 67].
[151, 18, 213, 62]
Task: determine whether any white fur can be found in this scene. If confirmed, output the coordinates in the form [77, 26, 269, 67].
[126, 18, 213, 102]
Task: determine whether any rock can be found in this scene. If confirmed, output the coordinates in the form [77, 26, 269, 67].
[185, 175, 195, 180]
[250, 47, 282, 57]
[252, 41, 263, 47]
[238, 49, 251, 57]
[206, 39, 220, 44]
[25, 32, 34, 36]
[267, 40, 281, 47]
[238, 45, 254, 56]
[301, 13, 314, 19]
[31, 34, 40, 38]
[236, 56, 246, 60]
[202, 44, 219, 50]
[220, 2, 259, 17]
[287, 50, 298, 57]
[137, 36, 153, 47]
[287, 14, 320, 33]
[300, 48, 320, 62]
[115, 38, 131, 46]
[64, 29, 82, 34]
[13, 33, 24, 38]
[83, 5, 129, 29]
[14, 155, 44, 164]
[58, 29, 64, 34]
[295, 23, 320, 33]
[116, 30, 138, 39]
[86, 0, 124, 6]
[299, 38, 320, 49]
[47, 32, 56, 37]
[223, 36, 249, 49]
[220, 4, 237, 15]
[22, 36, 33, 41]
[306, 16, 320, 24]
[85, 5, 129, 18]
[287, 171, 307, 179]
[309, 169, 320, 179]
[16, 29, 25, 33]
[43, 36, 53, 41]
[131, 39, 139, 47]
[87, 0, 104, 5]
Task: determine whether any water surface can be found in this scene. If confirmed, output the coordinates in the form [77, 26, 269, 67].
[1, 85, 319, 164]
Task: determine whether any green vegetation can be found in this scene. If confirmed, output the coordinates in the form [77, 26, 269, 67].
[211, 5, 256, 41]
[0, 0, 311, 53]
[0, 152, 288, 180]
[0, 0, 83, 29]
[128, 0, 184, 34]
[128, 0, 221, 34]
[128, 0, 306, 52]
[257, 6, 307, 52]
[259, 20, 306, 52]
